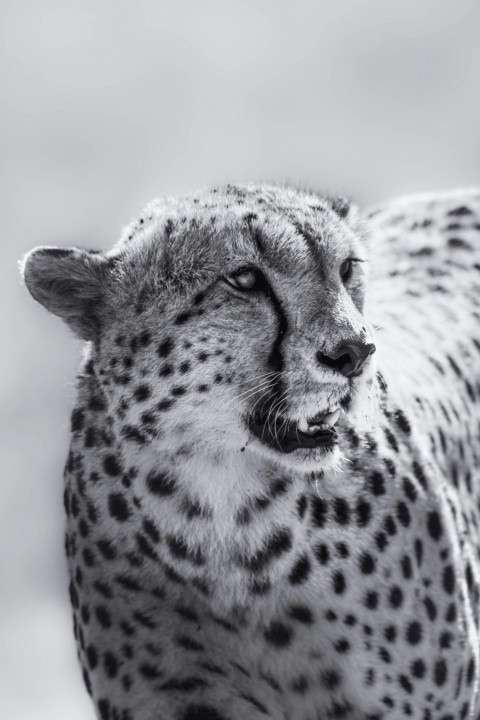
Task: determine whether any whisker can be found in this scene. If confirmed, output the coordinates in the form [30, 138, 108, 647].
[226, 376, 278, 407]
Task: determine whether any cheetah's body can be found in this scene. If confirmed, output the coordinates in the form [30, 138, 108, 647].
[23, 186, 480, 720]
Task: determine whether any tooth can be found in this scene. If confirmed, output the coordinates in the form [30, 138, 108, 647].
[298, 418, 309, 433]
[321, 408, 341, 427]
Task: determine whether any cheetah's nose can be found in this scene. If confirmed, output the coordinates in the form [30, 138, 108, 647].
[316, 342, 376, 378]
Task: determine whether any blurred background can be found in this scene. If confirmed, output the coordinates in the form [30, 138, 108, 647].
[1, 0, 480, 716]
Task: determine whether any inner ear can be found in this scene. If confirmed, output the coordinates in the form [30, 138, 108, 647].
[21, 246, 113, 340]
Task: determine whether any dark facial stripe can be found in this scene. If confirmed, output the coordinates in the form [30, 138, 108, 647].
[291, 220, 322, 262]
[266, 284, 288, 374]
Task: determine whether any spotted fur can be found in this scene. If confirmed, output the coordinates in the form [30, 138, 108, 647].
[22, 185, 480, 719]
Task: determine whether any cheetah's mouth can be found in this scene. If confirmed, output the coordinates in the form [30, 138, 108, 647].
[248, 408, 341, 454]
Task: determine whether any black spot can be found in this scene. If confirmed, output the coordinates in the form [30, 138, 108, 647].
[158, 337, 174, 357]
[134, 384, 151, 402]
[311, 496, 328, 527]
[427, 511, 443, 540]
[364, 591, 378, 610]
[296, 494, 307, 519]
[332, 571, 346, 594]
[443, 565, 455, 594]
[291, 675, 309, 693]
[175, 312, 191, 325]
[315, 543, 330, 565]
[159, 363, 174, 378]
[335, 542, 349, 558]
[146, 469, 176, 496]
[115, 574, 141, 592]
[139, 663, 162, 680]
[242, 528, 292, 572]
[177, 635, 204, 652]
[412, 461, 428, 489]
[103, 455, 121, 477]
[288, 605, 314, 624]
[359, 553, 376, 574]
[445, 602, 457, 623]
[86, 645, 98, 669]
[159, 677, 208, 692]
[93, 580, 112, 599]
[389, 586, 403, 608]
[95, 605, 112, 629]
[467, 657, 476, 685]
[401, 555, 413, 579]
[411, 659, 425, 678]
[333, 497, 350, 524]
[142, 518, 160, 543]
[270, 477, 289, 496]
[334, 638, 350, 654]
[439, 631, 452, 649]
[355, 498, 372, 526]
[394, 409, 411, 434]
[423, 596, 437, 621]
[375, 532, 388, 551]
[396, 501, 411, 527]
[384, 427, 399, 452]
[136, 533, 158, 561]
[108, 493, 131, 522]
[97, 539, 117, 561]
[321, 669, 342, 689]
[88, 395, 106, 412]
[180, 361, 191, 374]
[122, 425, 147, 444]
[434, 659, 447, 686]
[69, 580, 79, 609]
[175, 606, 199, 623]
[180, 705, 227, 720]
[402, 477, 417, 503]
[368, 472, 386, 495]
[399, 674, 413, 694]
[82, 547, 95, 567]
[406, 621, 422, 645]
[384, 625, 396, 642]
[385, 515, 397, 536]
[168, 538, 205, 569]
[98, 699, 110, 720]
[264, 621, 293, 647]
[288, 553, 312, 584]
[447, 205, 473, 217]
[103, 651, 119, 678]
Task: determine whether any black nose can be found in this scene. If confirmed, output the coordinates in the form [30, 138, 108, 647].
[316, 342, 376, 378]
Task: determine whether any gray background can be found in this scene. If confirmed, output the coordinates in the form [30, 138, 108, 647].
[2, 0, 480, 717]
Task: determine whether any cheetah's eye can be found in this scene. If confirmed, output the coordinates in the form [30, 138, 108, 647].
[224, 267, 263, 291]
[340, 257, 363, 284]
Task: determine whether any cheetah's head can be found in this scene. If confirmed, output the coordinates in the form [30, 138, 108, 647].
[22, 184, 377, 473]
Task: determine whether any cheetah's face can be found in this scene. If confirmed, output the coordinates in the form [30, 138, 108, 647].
[22, 185, 377, 472]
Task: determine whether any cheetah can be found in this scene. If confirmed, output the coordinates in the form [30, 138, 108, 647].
[22, 184, 480, 720]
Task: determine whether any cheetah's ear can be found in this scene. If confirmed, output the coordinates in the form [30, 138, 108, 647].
[326, 196, 361, 230]
[21, 246, 112, 341]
